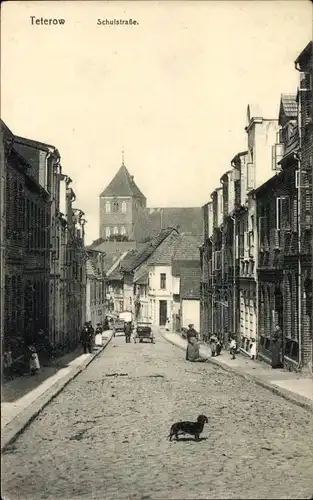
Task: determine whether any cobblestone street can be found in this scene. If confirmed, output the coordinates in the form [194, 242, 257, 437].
[2, 332, 313, 500]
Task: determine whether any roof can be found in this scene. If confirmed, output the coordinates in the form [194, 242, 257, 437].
[146, 231, 180, 265]
[295, 41, 312, 66]
[89, 240, 139, 254]
[86, 257, 100, 279]
[134, 207, 203, 241]
[122, 228, 178, 272]
[173, 234, 202, 261]
[180, 266, 201, 300]
[106, 250, 137, 281]
[279, 94, 298, 125]
[14, 135, 59, 155]
[100, 163, 146, 198]
[133, 264, 149, 284]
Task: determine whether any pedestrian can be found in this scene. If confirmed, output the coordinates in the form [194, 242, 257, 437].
[165, 318, 170, 331]
[28, 344, 40, 374]
[209, 334, 218, 357]
[271, 324, 283, 369]
[216, 338, 222, 356]
[185, 324, 198, 360]
[230, 336, 237, 360]
[3, 344, 13, 379]
[95, 323, 103, 346]
[249, 338, 256, 360]
[80, 323, 93, 354]
[124, 321, 132, 343]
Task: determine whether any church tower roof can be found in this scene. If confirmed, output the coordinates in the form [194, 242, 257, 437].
[100, 157, 146, 199]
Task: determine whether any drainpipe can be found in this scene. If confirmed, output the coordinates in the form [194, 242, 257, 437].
[231, 215, 236, 339]
[209, 236, 214, 334]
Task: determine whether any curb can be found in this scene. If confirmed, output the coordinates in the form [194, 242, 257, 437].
[163, 333, 313, 414]
[1, 334, 113, 452]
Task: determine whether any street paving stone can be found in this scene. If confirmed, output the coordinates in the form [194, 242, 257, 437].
[2, 333, 313, 500]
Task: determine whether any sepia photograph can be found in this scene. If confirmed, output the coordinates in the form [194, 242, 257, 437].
[1, 0, 313, 499]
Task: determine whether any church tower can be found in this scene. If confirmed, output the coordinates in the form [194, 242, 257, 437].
[99, 156, 147, 241]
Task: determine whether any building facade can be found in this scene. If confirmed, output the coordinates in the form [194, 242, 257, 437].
[86, 249, 106, 327]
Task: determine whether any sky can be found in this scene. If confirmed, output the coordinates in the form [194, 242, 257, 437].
[1, 0, 312, 244]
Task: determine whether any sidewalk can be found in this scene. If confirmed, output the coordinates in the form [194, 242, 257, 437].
[1, 330, 114, 451]
[162, 331, 313, 412]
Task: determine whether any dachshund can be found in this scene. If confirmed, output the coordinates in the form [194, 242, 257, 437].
[167, 414, 208, 441]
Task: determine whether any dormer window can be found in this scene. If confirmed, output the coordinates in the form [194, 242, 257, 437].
[105, 201, 110, 213]
[113, 201, 119, 212]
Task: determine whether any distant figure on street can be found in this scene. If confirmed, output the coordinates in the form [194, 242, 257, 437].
[271, 324, 283, 369]
[80, 323, 93, 354]
[216, 338, 222, 356]
[209, 334, 218, 357]
[124, 321, 132, 343]
[250, 338, 256, 360]
[166, 318, 170, 331]
[103, 316, 109, 331]
[95, 323, 103, 346]
[230, 336, 237, 360]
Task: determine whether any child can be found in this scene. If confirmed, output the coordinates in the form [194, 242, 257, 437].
[230, 337, 237, 360]
[250, 338, 256, 360]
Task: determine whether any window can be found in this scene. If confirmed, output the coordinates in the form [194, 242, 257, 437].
[276, 196, 291, 230]
[113, 226, 118, 235]
[122, 201, 127, 213]
[121, 226, 126, 235]
[105, 201, 111, 213]
[258, 216, 268, 247]
[113, 201, 119, 212]
[105, 227, 111, 238]
[160, 273, 166, 290]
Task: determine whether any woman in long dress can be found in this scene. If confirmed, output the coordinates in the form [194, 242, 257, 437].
[271, 325, 283, 369]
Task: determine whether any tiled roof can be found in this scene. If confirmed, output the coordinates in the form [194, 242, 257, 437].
[173, 234, 202, 261]
[133, 264, 149, 284]
[180, 266, 201, 300]
[106, 250, 137, 281]
[100, 164, 146, 198]
[133, 207, 203, 241]
[280, 94, 298, 118]
[122, 228, 178, 272]
[146, 231, 181, 265]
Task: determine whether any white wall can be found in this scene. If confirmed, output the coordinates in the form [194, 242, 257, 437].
[182, 299, 200, 332]
[255, 119, 279, 189]
[173, 276, 180, 295]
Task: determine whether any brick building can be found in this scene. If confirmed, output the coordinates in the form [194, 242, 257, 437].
[1, 122, 87, 366]
[1, 122, 50, 354]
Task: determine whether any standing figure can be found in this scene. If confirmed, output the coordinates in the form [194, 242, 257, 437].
[124, 321, 132, 343]
[209, 334, 218, 357]
[165, 318, 170, 331]
[250, 338, 256, 360]
[216, 338, 222, 356]
[95, 323, 103, 346]
[28, 344, 40, 374]
[271, 324, 283, 369]
[230, 336, 237, 360]
[80, 323, 93, 354]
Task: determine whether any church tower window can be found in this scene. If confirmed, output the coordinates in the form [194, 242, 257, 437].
[105, 201, 111, 213]
[113, 226, 118, 235]
[113, 201, 119, 212]
[122, 201, 127, 213]
[105, 227, 111, 238]
[121, 226, 126, 236]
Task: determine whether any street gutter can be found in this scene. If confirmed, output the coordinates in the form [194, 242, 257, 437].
[1, 333, 113, 452]
[162, 331, 313, 414]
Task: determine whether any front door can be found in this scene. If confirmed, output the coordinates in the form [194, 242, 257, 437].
[159, 300, 167, 326]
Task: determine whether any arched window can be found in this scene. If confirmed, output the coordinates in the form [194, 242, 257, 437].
[122, 201, 127, 213]
[113, 226, 118, 235]
[105, 227, 111, 238]
[121, 226, 126, 235]
[113, 201, 119, 212]
[105, 201, 111, 213]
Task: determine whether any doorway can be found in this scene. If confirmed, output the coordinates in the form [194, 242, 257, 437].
[159, 300, 167, 326]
